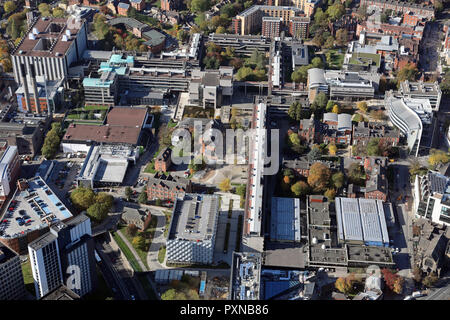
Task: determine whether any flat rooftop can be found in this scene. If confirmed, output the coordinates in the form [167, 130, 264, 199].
[63, 123, 141, 145]
[168, 194, 219, 242]
[230, 252, 261, 300]
[0, 177, 73, 240]
[335, 197, 390, 246]
[13, 17, 84, 58]
[270, 197, 301, 242]
[347, 245, 394, 265]
[106, 106, 148, 127]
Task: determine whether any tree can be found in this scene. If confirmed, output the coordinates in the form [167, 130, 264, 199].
[332, 105, 340, 114]
[132, 236, 146, 251]
[370, 110, 387, 120]
[86, 202, 109, 222]
[312, 92, 328, 110]
[367, 138, 381, 156]
[308, 163, 331, 192]
[397, 63, 418, 83]
[291, 65, 312, 83]
[348, 163, 365, 185]
[96, 193, 114, 209]
[189, 0, 211, 13]
[332, 172, 345, 189]
[312, 33, 325, 48]
[434, 0, 443, 13]
[125, 186, 133, 201]
[70, 187, 96, 210]
[236, 184, 246, 198]
[138, 191, 148, 204]
[335, 277, 352, 294]
[311, 57, 324, 69]
[328, 143, 338, 156]
[381, 269, 401, 292]
[41, 122, 62, 159]
[428, 149, 450, 168]
[335, 29, 348, 46]
[291, 181, 310, 197]
[326, 2, 345, 22]
[3, 1, 16, 14]
[326, 100, 335, 112]
[219, 178, 232, 192]
[307, 145, 322, 161]
[357, 101, 368, 113]
[422, 272, 438, 288]
[323, 36, 335, 49]
[126, 224, 138, 237]
[52, 7, 65, 18]
[412, 266, 423, 283]
[324, 188, 336, 200]
[393, 276, 404, 294]
[38, 3, 52, 16]
[352, 113, 365, 122]
[216, 26, 226, 34]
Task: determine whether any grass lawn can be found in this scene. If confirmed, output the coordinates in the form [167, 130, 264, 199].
[326, 49, 345, 70]
[158, 245, 166, 264]
[118, 217, 158, 270]
[165, 262, 230, 269]
[111, 231, 143, 272]
[84, 267, 114, 300]
[21, 260, 35, 295]
[83, 105, 110, 111]
[163, 210, 172, 238]
[167, 119, 177, 128]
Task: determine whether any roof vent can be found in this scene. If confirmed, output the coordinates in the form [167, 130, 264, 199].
[29, 34, 36, 40]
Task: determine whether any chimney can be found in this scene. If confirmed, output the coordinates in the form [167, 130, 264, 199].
[26, 63, 41, 114]
[17, 178, 28, 191]
[19, 63, 32, 112]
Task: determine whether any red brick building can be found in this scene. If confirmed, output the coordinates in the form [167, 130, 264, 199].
[147, 173, 192, 202]
[154, 147, 172, 172]
[130, 0, 145, 11]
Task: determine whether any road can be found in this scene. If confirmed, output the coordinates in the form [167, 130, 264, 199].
[420, 273, 450, 300]
[96, 236, 146, 300]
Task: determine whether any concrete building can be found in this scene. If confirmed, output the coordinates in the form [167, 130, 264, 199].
[188, 67, 233, 109]
[83, 71, 118, 106]
[229, 252, 261, 300]
[385, 93, 435, 157]
[147, 173, 192, 202]
[324, 71, 377, 101]
[0, 177, 73, 255]
[207, 34, 271, 56]
[40, 284, 80, 300]
[12, 17, 88, 86]
[0, 243, 27, 300]
[307, 68, 328, 102]
[291, 43, 309, 69]
[399, 80, 442, 112]
[28, 213, 97, 299]
[15, 76, 64, 114]
[77, 144, 140, 188]
[0, 145, 21, 202]
[414, 171, 450, 226]
[166, 194, 220, 264]
[270, 197, 300, 242]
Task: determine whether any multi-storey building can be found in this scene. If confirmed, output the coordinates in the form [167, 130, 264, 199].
[166, 194, 220, 264]
[161, 0, 181, 11]
[147, 173, 192, 202]
[0, 177, 73, 255]
[289, 16, 310, 39]
[359, 0, 435, 19]
[130, 0, 145, 10]
[233, 5, 302, 36]
[265, 0, 320, 17]
[324, 70, 377, 101]
[352, 122, 400, 148]
[399, 80, 442, 112]
[414, 171, 450, 226]
[154, 147, 172, 172]
[83, 71, 118, 106]
[11, 17, 88, 86]
[0, 144, 21, 202]
[0, 243, 27, 300]
[28, 214, 97, 299]
[262, 17, 283, 38]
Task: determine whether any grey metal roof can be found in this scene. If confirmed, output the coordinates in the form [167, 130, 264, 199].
[338, 114, 352, 131]
[307, 68, 326, 87]
[270, 197, 301, 242]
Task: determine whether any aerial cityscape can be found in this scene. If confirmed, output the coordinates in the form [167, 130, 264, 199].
[0, 0, 449, 305]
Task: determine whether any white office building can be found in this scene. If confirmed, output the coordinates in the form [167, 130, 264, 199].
[28, 214, 96, 299]
[166, 194, 220, 264]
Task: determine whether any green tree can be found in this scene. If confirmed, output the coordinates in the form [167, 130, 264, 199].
[86, 202, 109, 222]
[307, 145, 322, 161]
[312, 92, 328, 111]
[422, 272, 438, 288]
[326, 100, 335, 112]
[38, 3, 52, 16]
[236, 184, 246, 198]
[291, 181, 310, 197]
[311, 57, 324, 69]
[324, 188, 336, 200]
[291, 65, 312, 83]
[332, 172, 345, 188]
[125, 186, 133, 201]
[190, 0, 211, 14]
[357, 101, 368, 113]
[326, 2, 345, 22]
[41, 122, 62, 159]
[3, 1, 16, 14]
[132, 235, 146, 251]
[323, 36, 335, 49]
[335, 28, 348, 46]
[348, 163, 365, 186]
[367, 138, 381, 156]
[138, 191, 148, 204]
[52, 7, 65, 18]
[70, 187, 96, 210]
[96, 193, 114, 209]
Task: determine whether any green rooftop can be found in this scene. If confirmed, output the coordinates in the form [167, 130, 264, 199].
[348, 53, 381, 68]
[83, 77, 114, 88]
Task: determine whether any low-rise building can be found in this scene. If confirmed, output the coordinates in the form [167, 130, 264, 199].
[154, 147, 172, 172]
[117, 2, 130, 15]
[130, 0, 145, 11]
[121, 207, 151, 230]
[282, 158, 340, 178]
[399, 80, 442, 112]
[347, 157, 389, 201]
[166, 194, 220, 265]
[321, 112, 353, 145]
[352, 122, 400, 148]
[270, 197, 301, 242]
[147, 173, 192, 202]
